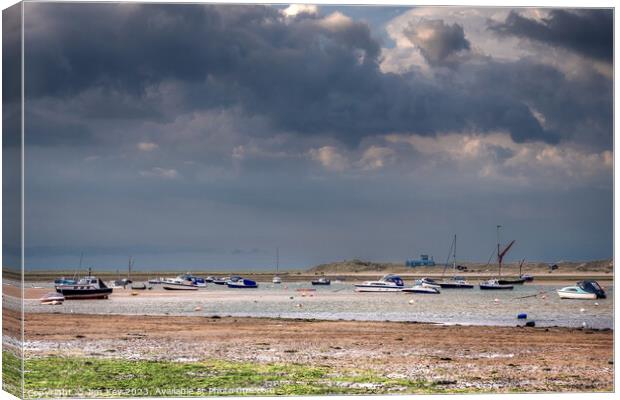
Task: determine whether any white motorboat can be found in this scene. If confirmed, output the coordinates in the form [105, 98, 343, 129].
[161, 275, 198, 290]
[402, 285, 440, 294]
[272, 276, 282, 284]
[558, 280, 606, 300]
[416, 278, 441, 289]
[355, 274, 404, 292]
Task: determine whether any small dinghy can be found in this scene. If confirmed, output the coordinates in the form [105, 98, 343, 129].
[40, 292, 65, 305]
[402, 285, 440, 294]
[226, 276, 258, 288]
[558, 280, 606, 300]
[131, 283, 147, 290]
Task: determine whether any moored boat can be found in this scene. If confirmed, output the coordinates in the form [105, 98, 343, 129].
[55, 271, 113, 299]
[437, 235, 474, 289]
[417, 277, 440, 288]
[478, 226, 516, 291]
[355, 274, 404, 292]
[402, 285, 440, 294]
[479, 279, 514, 290]
[438, 278, 474, 289]
[131, 283, 147, 290]
[497, 277, 526, 285]
[311, 277, 331, 285]
[40, 292, 65, 305]
[163, 283, 198, 291]
[226, 276, 258, 288]
[558, 280, 606, 300]
[213, 277, 229, 285]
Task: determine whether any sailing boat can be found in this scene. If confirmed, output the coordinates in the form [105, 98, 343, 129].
[438, 235, 473, 289]
[272, 248, 282, 284]
[480, 226, 515, 290]
[497, 258, 527, 285]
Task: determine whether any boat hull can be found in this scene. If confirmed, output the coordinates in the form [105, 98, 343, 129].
[479, 284, 513, 290]
[227, 284, 258, 288]
[311, 281, 331, 285]
[497, 278, 526, 285]
[402, 287, 440, 294]
[56, 288, 112, 299]
[438, 282, 474, 289]
[557, 290, 597, 300]
[354, 285, 403, 292]
[163, 285, 198, 291]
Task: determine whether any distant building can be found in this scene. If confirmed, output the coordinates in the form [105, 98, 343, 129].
[406, 254, 436, 267]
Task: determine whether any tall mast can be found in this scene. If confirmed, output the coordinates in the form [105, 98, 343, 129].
[452, 234, 457, 273]
[276, 248, 279, 274]
[496, 225, 502, 277]
[128, 256, 133, 281]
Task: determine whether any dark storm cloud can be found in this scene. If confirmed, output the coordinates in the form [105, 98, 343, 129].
[23, 3, 567, 146]
[489, 9, 613, 63]
[403, 19, 470, 66]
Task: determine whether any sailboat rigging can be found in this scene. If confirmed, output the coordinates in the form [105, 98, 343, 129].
[437, 234, 473, 289]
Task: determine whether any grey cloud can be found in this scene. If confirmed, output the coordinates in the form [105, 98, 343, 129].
[23, 3, 566, 147]
[403, 19, 470, 66]
[489, 9, 613, 63]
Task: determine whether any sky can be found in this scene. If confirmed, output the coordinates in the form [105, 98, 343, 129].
[11, 3, 613, 271]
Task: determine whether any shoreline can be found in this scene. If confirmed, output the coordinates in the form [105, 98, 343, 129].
[7, 310, 614, 394]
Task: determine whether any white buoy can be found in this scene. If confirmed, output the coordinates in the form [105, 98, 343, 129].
[582, 321, 588, 328]
[494, 298, 499, 303]
[594, 302, 599, 306]
[580, 308, 586, 313]
[408, 299, 415, 305]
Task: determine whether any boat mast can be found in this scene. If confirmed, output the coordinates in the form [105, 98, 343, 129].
[128, 256, 133, 281]
[276, 248, 279, 274]
[496, 225, 502, 277]
[452, 234, 457, 275]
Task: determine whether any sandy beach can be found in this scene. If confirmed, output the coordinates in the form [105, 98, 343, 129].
[12, 310, 613, 393]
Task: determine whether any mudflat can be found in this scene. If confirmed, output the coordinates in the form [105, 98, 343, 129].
[20, 311, 613, 393]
